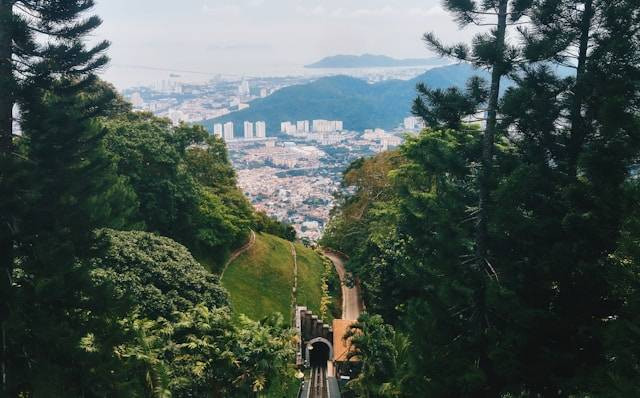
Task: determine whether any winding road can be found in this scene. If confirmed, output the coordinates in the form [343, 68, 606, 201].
[322, 250, 362, 321]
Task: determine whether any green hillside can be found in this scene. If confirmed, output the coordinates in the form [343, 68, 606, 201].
[295, 242, 325, 315]
[202, 63, 487, 133]
[221, 233, 330, 324]
[222, 233, 295, 322]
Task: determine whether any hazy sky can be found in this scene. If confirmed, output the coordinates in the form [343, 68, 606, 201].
[92, 0, 480, 88]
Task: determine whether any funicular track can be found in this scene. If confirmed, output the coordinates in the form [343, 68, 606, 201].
[309, 366, 327, 398]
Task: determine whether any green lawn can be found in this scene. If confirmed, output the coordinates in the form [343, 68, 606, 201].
[295, 243, 325, 316]
[222, 233, 295, 323]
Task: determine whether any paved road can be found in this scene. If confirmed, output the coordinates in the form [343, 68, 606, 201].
[322, 251, 362, 321]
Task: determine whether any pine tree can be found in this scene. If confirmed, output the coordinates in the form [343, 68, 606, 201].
[520, 0, 600, 177]
[412, 76, 488, 130]
[423, 0, 527, 267]
[417, 3, 528, 395]
[0, 2, 108, 390]
[6, 83, 136, 396]
[493, 0, 640, 393]
[0, 0, 108, 151]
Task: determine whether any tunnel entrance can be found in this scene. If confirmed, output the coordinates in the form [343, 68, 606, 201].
[309, 341, 330, 367]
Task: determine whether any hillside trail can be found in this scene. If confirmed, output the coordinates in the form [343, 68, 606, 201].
[220, 229, 256, 278]
[321, 250, 362, 321]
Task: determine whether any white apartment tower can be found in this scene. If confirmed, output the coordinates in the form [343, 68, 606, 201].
[280, 121, 296, 135]
[243, 121, 254, 139]
[404, 116, 419, 130]
[255, 121, 266, 138]
[223, 122, 234, 141]
[296, 120, 310, 133]
[312, 119, 343, 132]
[213, 123, 223, 137]
[238, 80, 250, 97]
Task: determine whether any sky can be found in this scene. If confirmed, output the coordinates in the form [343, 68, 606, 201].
[92, 0, 480, 88]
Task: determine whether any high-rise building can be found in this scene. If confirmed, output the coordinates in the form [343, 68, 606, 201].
[238, 80, 250, 97]
[312, 119, 343, 132]
[255, 121, 267, 138]
[296, 120, 310, 133]
[244, 121, 254, 139]
[280, 121, 296, 135]
[223, 122, 234, 141]
[213, 123, 223, 137]
[403, 116, 419, 130]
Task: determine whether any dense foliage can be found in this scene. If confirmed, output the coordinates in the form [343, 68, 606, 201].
[0, 2, 296, 396]
[324, 0, 640, 396]
[102, 111, 254, 267]
[90, 229, 229, 319]
[2, 86, 295, 397]
[254, 211, 297, 241]
[1, 2, 112, 393]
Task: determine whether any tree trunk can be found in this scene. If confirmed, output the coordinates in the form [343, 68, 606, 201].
[0, 0, 13, 154]
[473, 3, 509, 396]
[0, 0, 13, 393]
[567, 0, 594, 177]
[475, 0, 508, 265]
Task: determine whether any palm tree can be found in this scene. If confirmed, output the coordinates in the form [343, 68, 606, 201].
[116, 316, 173, 398]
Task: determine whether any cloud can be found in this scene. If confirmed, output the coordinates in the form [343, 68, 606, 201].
[406, 6, 447, 17]
[202, 4, 242, 16]
[295, 5, 327, 16]
[351, 6, 395, 17]
[207, 42, 272, 51]
[295, 4, 446, 19]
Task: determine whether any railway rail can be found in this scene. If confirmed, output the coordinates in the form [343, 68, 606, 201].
[308, 366, 327, 398]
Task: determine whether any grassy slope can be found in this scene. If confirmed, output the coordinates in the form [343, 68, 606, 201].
[295, 243, 324, 315]
[222, 232, 333, 328]
[222, 233, 295, 323]
[222, 234, 293, 322]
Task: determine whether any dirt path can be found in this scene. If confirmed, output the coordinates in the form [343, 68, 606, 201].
[322, 250, 362, 321]
[220, 230, 256, 278]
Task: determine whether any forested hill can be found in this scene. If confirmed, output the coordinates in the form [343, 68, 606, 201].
[203, 63, 488, 133]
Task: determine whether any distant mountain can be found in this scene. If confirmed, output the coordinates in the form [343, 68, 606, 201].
[202, 63, 489, 134]
[305, 54, 446, 69]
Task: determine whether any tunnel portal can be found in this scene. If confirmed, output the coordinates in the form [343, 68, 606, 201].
[310, 340, 331, 367]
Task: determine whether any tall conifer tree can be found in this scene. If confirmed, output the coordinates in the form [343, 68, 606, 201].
[0, 1, 108, 390]
[8, 82, 136, 396]
[423, 0, 527, 267]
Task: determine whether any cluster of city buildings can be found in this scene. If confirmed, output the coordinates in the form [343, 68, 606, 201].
[362, 128, 404, 151]
[231, 140, 325, 170]
[236, 165, 338, 242]
[122, 75, 429, 242]
[280, 120, 344, 135]
[123, 75, 306, 126]
[212, 121, 267, 141]
[228, 124, 411, 240]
